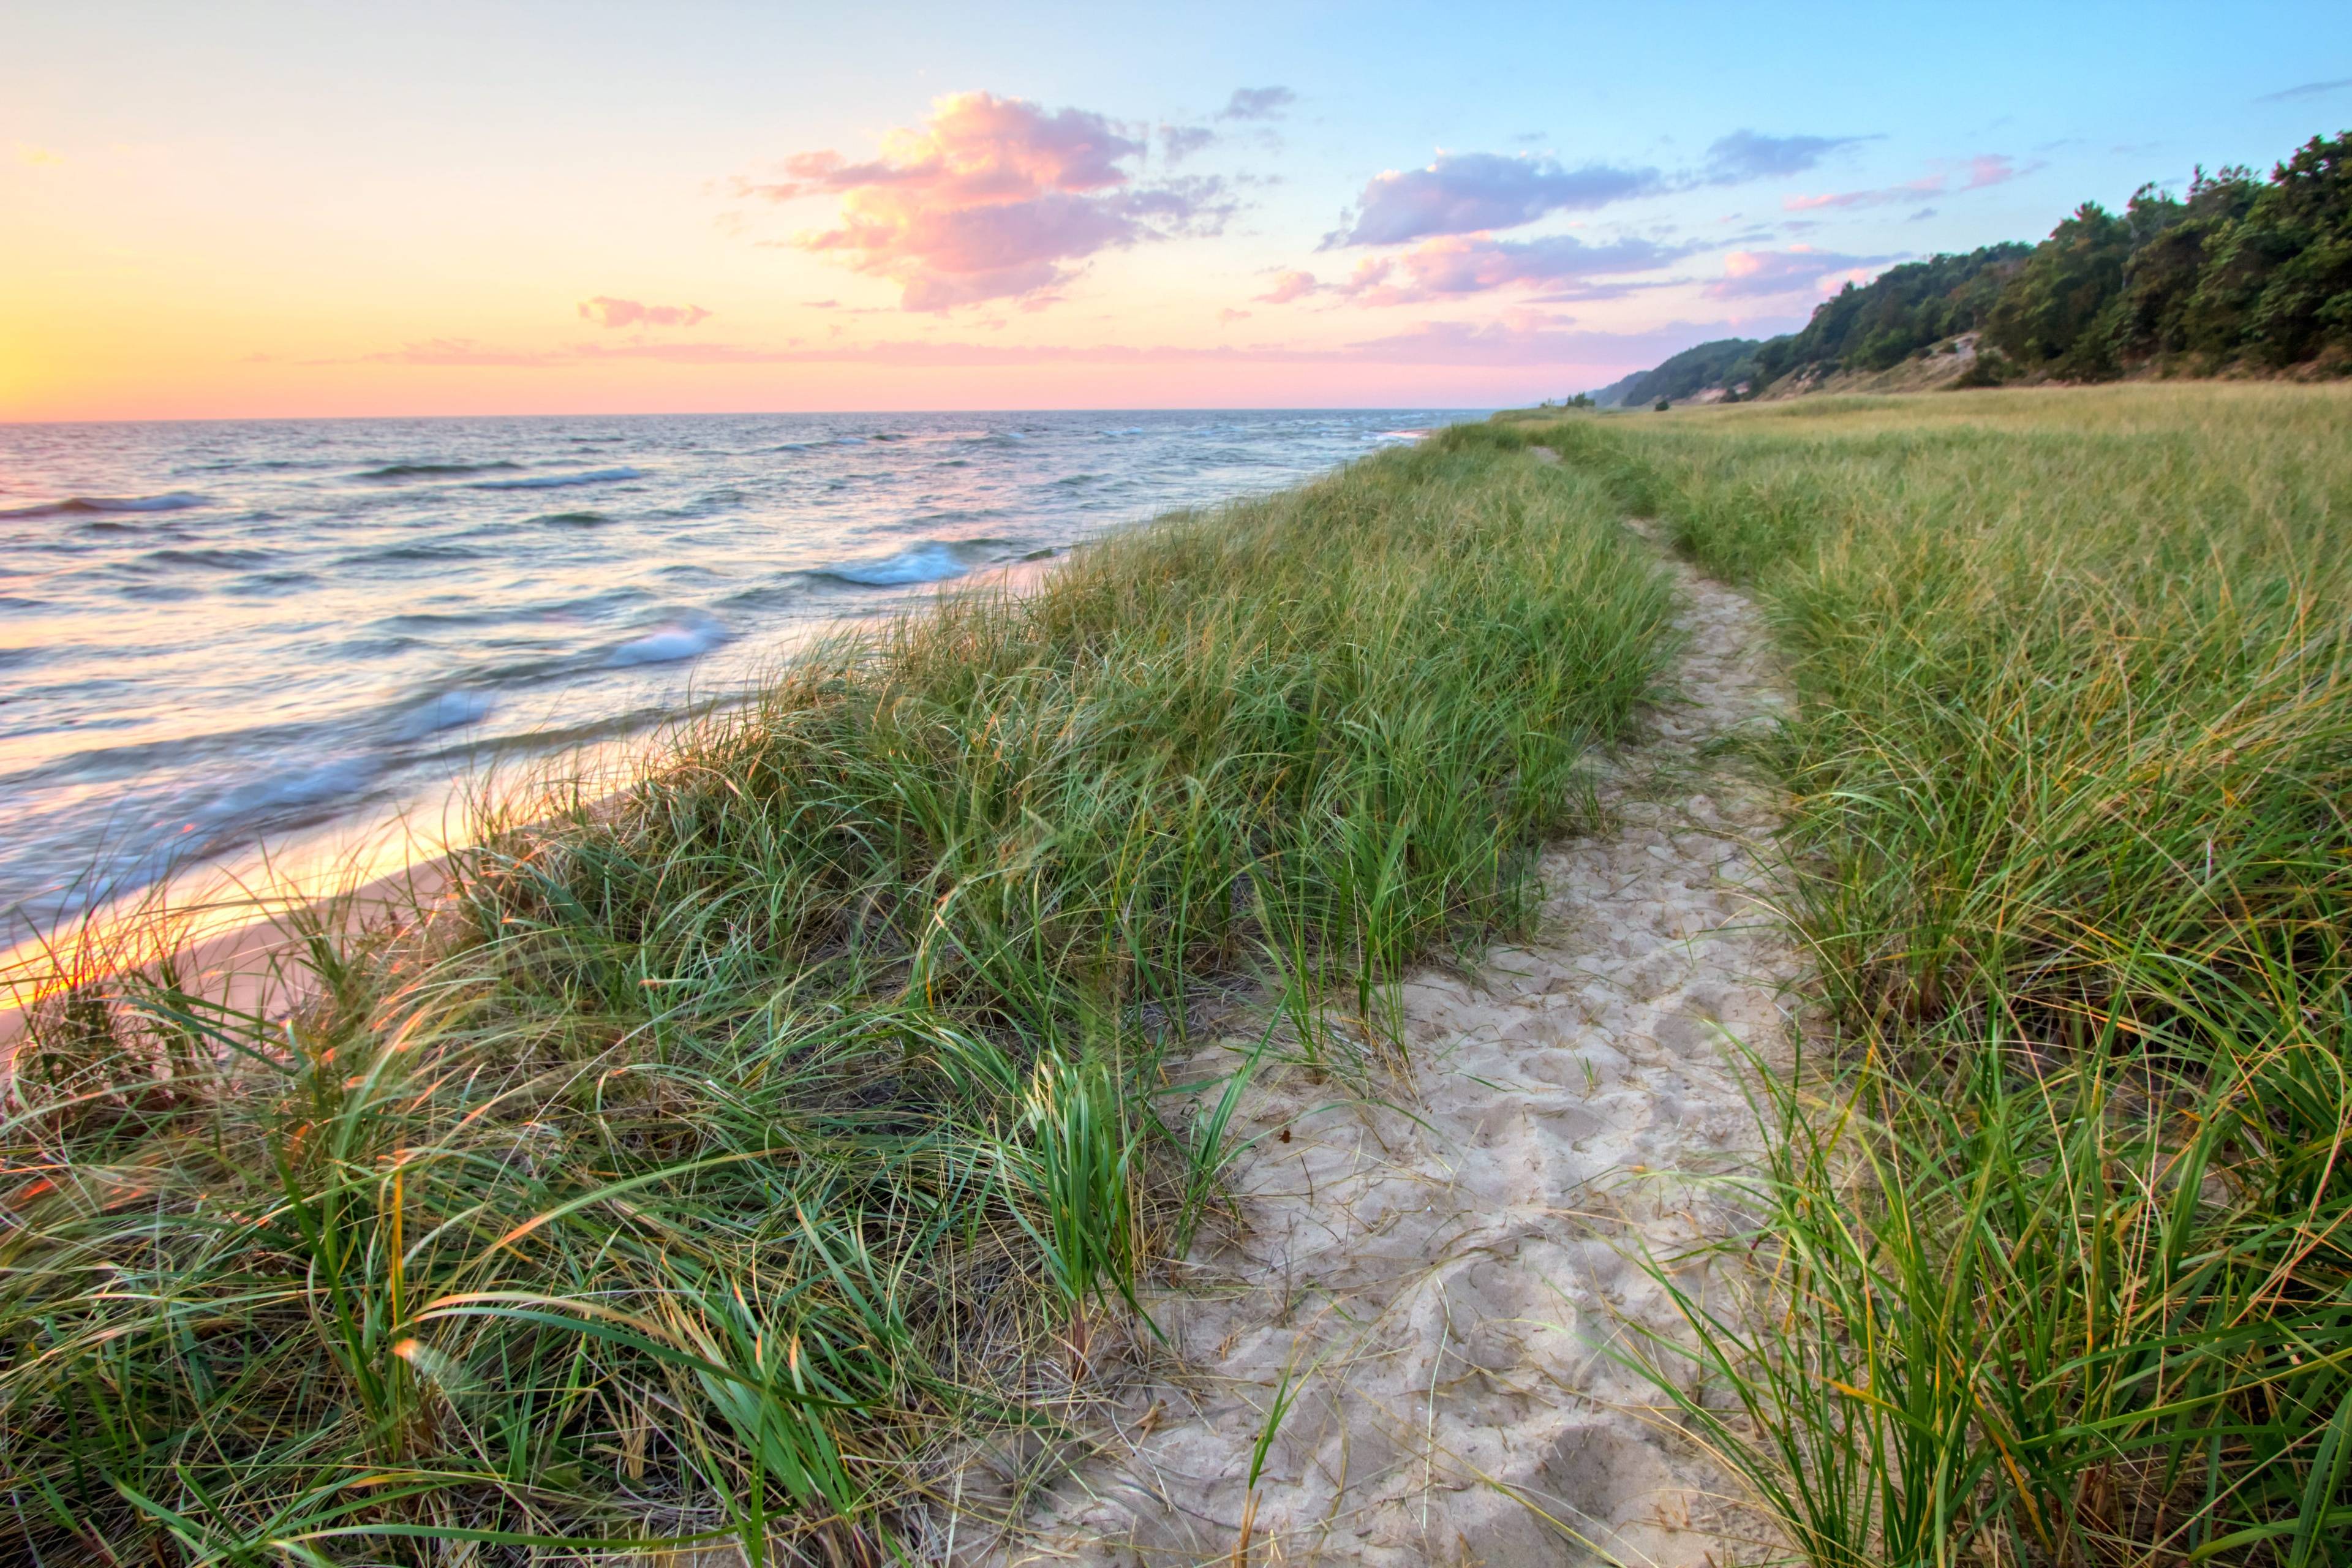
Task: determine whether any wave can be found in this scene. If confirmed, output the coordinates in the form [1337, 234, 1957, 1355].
[528, 510, 611, 526]
[652, 489, 744, 519]
[608, 619, 728, 667]
[6, 717, 344, 790]
[472, 466, 647, 491]
[374, 608, 535, 631]
[177, 458, 312, 473]
[903, 507, 1006, 527]
[368, 587, 654, 633]
[337, 541, 489, 565]
[717, 580, 807, 612]
[330, 633, 424, 660]
[448, 649, 584, 687]
[810, 540, 987, 588]
[142, 546, 274, 571]
[356, 460, 524, 481]
[392, 689, 496, 741]
[224, 570, 323, 597]
[208, 756, 385, 824]
[0, 491, 209, 519]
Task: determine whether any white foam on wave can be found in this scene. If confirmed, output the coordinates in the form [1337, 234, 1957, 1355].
[607, 622, 728, 667]
[211, 757, 382, 818]
[394, 689, 496, 741]
[812, 541, 973, 587]
[0, 491, 211, 519]
[472, 467, 647, 491]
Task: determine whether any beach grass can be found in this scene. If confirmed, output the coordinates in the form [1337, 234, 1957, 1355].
[1514, 385, 2352, 1566]
[0, 426, 1676, 1563]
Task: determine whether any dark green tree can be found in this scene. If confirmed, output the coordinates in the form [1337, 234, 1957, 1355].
[2236, 132, 2352, 364]
[2107, 168, 2260, 363]
[1984, 203, 2135, 377]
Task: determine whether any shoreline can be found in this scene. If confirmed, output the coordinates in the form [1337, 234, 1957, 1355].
[0, 551, 1067, 1045]
[1, 409, 1441, 986]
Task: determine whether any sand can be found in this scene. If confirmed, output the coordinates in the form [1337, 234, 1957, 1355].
[990, 511, 1806, 1566]
[0, 858, 450, 1055]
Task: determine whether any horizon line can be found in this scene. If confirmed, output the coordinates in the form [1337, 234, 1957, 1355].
[0, 402, 1510, 429]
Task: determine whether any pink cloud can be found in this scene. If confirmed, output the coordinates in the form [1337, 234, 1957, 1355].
[1705, 246, 1896, 299]
[742, 91, 1229, 311]
[1784, 154, 2029, 211]
[1344, 233, 1692, 304]
[578, 296, 712, 329]
[1255, 269, 1324, 304]
[1257, 233, 1691, 309]
[1956, 154, 2026, 189]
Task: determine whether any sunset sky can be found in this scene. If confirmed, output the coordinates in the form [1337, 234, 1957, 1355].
[5, 0, 2345, 420]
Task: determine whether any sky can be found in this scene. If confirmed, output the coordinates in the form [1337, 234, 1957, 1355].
[3, 0, 2346, 420]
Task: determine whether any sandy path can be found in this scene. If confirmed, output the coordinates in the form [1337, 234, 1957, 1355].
[996, 514, 1804, 1567]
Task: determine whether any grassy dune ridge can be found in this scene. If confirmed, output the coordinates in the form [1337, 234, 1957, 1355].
[0, 429, 1676, 1562]
[1512, 387, 2352, 1565]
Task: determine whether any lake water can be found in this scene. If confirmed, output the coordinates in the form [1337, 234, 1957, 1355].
[0, 409, 1468, 941]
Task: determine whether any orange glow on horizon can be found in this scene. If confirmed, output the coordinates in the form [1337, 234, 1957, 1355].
[0, 80, 1717, 424]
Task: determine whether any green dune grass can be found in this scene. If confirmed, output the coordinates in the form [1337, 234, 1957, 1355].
[1514, 385, 2352, 1566]
[0, 428, 1675, 1564]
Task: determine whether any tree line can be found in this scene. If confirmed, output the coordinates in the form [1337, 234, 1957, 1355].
[1588, 129, 2350, 403]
